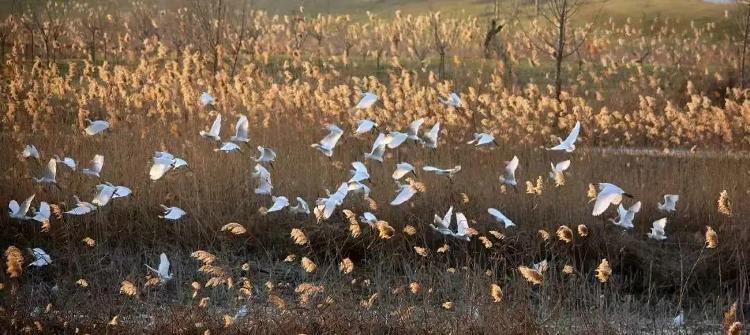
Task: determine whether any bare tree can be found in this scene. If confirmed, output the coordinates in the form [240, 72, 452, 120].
[430, 12, 460, 78]
[189, 0, 228, 75]
[736, 1, 750, 88]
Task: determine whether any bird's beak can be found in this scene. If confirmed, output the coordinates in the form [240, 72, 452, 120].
[411, 170, 418, 177]
[623, 193, 634, 198]
[493, 140, 500, 146]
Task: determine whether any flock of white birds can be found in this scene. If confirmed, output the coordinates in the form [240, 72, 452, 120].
[9, 91, 683, 292]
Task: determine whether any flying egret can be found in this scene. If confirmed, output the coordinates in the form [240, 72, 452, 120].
[452, 212, 471, 241]
[199, 113, 222, 141]
[406, 118, 425, 141]
[253, 146, 277, 165]
[33, 158, 57, 185]
[149, 151, 188, 181]
[54, 155, 76, 170]
[355, 119, 378, 135]
[422, 123, 441, 149]
[159, 205, 187, 220]
[145, 253, 173, 283]
[348, 162, 370, 183]
[267, 196, 290, 213]
[422, 165, 461, 179]
[22, 145, 40, 160]
[354, 92, 378, 109]
[364, 133, 387, 162]
[347, 181, 371, 199]
[32, 201, 51, 224]
[609, 201, 641, 229]
[28, 248, 52, 267]
[547, 121, 581, 152]
[430, 206, 454, 236]
[648, 218, 668, 240]
[359, 212, 378, 226]
[8, 194, 35, 220]
[548, 160, 571, 180]
[392, 162, 417, 180]
[199, 91, 216, 106]
[439, 92, 462, 108]
[657, 194, 679, 213]
[673, 311, 685, 327]
[215, 142, 241, 153]
[385, 131, 408, 149]
[107, 183, 132, 199]
[498, 156, 519, 187]
[229, 115, 250, 143]
[92, 183, 117, 207]
[81, 154, 104, 178]
[488, 208, 516, 228]
[467, 133, 498, 146]
[289, 197, 310, 215]
[311, 124, 344, 157]
[252, 164, 273, 195]
[591, 183, 633, 216]
[390, 180, 417, 206]
[316, 182, 348, 219]
[65, 196, 97, 215]
[84, 119, 110, 136]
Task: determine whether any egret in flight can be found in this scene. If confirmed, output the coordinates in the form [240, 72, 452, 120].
[347, 181, 371, 199]
[548, 160, 571, 180]
[610, 201, 641, 229]
[215, 142, 241, 153]
[22, 145, 40, 160]
[32, 201, 51, 224]
[422, 165, 461, 179]
[92, 183, 117, 207]
[452, 212, 471, 241]
[199, 113, 222, 142]
[312, 124, 344, 157]
[359, 212, 378, 226]
[365, 133, 387, 162]
[230, 115, 250, 143]
[390, 179, 418, 206]
[354, 92, 378, 109]
[149, 151, 187, 181]
[28, 248, 52, 267]
[84, 119, 110, 136]
[348, 162, 370, 183]
[430, 206, 454, 236]
[253, 146, 277, 166]
[498, 156, 519, 188]
[159, 205, 187, 220]
[355, 119, 378, 135]
[439, 92, 462, 108]
[547, 121, 581, 152]
[289, 197, 310, 215]
[406, 118, 425, 141]
[467, 133, 498, 146]
[54, 155, 76, 170]
[316, 182, 349, 219]
[422, 123, 441, 149]
[252, 164, 273, 195]
[392, 162, 416, 180]
[199, 91, 216, 106]
[267, 196, 290, 213]
[65, 196, 97, 215]
[657, 194, 679, 213]
[8, 194, 35, 220]
[145, 253, 173, 283]
[33, 159, 58, 185]
[81, 154, 104, 178]
[488, 208, 516, 228]
[647, 218, 668, 240]
[591, 183, 633, 216]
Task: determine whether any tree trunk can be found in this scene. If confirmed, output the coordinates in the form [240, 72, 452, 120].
[554, 0, 567, 101]
[439, 51, 445, 78]
[740, 4, 750, 88]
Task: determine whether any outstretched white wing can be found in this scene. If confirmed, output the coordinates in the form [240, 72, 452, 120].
[562, 121, 581, 147]
[390, 184, 415, 206]
[158, 253, 170, 277]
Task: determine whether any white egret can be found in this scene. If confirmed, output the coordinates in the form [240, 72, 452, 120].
[316, 182, 348, 219]
[199, 91, 216, 106]
[252, 164, 273, 195]
[467, 133, 498, 146]
[591, 183, 633, 216]
[406, 118, 425, 141]
[422, 123, 441, 149]
[33, 158, 57, 185]
[22, 145, 40, 160]
[108, 183, 132, 199]
[8, 194, 35, 220]
[267, 196, 290, 213]
[289, 197, 310, 215]
[355, 119, 378, 135]
[65, 196, 97, 215]
[609, 201, 641, 229]
[439, 92, 462, 108]
[28, 248, 52, 267]
[84, 119, 110, 136]
[498, 156, 519, 187]
[547, 121, 581, 152]
[348, 162, 370, 183]
[673, 311, 685, 327]
[359, 212, 378, 226]
[548, 160, 571, 179]
[149, 151, 188, 181]
[430, 206, 454, 236]
[253, 146, 277, 165]
[199, 113, 222, 141]
[215, 142, 241, 153]
[392, 162, 416, 180]
[32, 201, 51, 223]
[488, 208, 516, 228]
[311, 124, 344, 157]
[364, 133, 387, 162]
[159, 205, 187, 220]
[385, 131, 408, 149]
[81, 154, 104, 177]
[229, 115, 250, 143]
[354, 92, 378, 109]
[422, 165, 461, 179]
[145, 253, 173, 283]
[390, 180, 417, 206]
[92, 183, 117, 207]
[648, 218, 668, 240]
[452, 212, 471, 241]
[54, 155, 76, 170]
[347, 181, 371, 199]
[657, 194, 679, 213]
